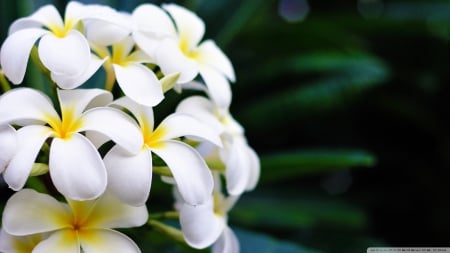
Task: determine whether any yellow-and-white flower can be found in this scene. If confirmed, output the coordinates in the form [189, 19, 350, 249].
[103, 96, 221, 206]
[132, 3, 235, 109]
[0, 2, 129, 88]
[2, 189, 148, 253]
[0, 88, 143, 200]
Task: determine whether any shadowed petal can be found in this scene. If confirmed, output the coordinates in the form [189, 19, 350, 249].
[199, 65, 232, 109]
[32, 230, 79, 253]
[105, 146, 153, 206]
[0, 28, 48, 84]
[113, 63, 164, 107]
[49, 134, 107, 200]
[0, 125, 18, 171]
[197, 40, 235, 82]
[79, 229, 141, 253]
[212, 227, 240, 253]
[151, 140, 213, 205]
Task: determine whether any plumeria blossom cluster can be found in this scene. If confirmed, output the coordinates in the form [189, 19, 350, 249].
[0, 1, 259, 253]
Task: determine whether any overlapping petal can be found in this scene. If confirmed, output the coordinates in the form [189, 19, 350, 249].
[197, 40, 235, 82]
[224, 140, 251, 196]
[49, 133, 107, 200]
[9, 5, 62, 33]
[0, 125, 18, 171]
[113, 63, 164, 107]
[0, 28, 48, 84]
[199, 65, 232, 109]
[105, 146, 153, 206]
[32, 230, 79, 253]
[152, 140, 213, 205]
[80, 107, 143, 154]
[212, 227, 240, 253]
[79, 229, 141, 253]
[3, 125, 52, 191]
[112, 96, 154, 129]
[57, 88, 112, 117]
[38, 30, 91, 76]
[2, 189, 71, 236]
[179, 198, 224, 249]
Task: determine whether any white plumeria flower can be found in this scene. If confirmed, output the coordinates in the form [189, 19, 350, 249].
[176, 173, 240, 252]
[176, 96, 260, 196]
[91, 36, 164, 107]
[104, 96, 222, 206]
[132, 3, 235, 108]
[2, 189, 148, 253]
[0, 88, 143, 200]
[0, 125, 18, 172]
[0, 2, 128, 88]
[0, 229, 46, 253]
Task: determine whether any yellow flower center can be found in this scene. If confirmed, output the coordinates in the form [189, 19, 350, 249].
[45, 107, 83, 139]
[48, 18, 77, 38]
[140, 116, 167, 149]
[179, 36, 199, 59]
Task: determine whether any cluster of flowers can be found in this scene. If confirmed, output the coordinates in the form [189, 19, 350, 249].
[0, 1, 260, 252]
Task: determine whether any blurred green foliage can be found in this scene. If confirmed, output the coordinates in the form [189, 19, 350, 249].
[1, 0, 450, 252]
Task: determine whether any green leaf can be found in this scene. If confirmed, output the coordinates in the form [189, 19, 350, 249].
[235, 228, 321, 253]
[232, 196, 367, 230]
[260, 149, 376, 184]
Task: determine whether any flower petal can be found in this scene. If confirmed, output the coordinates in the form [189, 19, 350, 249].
[38, 30, 90, 76]
[179, 198, 224, 249]
[151, 140, 213, 205]
[157, 113, 222, 147]
[0, 88, 57, 126]
[2, 189, 72, 236]
[57, 88, 112, 118]
[0, 28, 47, 84]
[212, 226, 240, 253]
[244, 145, 260, 191]
[105, 146, 152, 206]
[49, 133, 107, 200]
[197, 40, 235, 82]
[80, 107, 143, 154]
[9, 5, 62, 34]
[224, 140, 251, 196]
[3, 125, 51, 191]
[199, 65, 232, 109]
[0, 229, 44, 253]
[155, 38, 198, 83]
[83, 191, 148, 229]
[51, 55, 106, 89]
[86, 20, 131, 46]
[0, 125, 18, 171]
[32, 230, 79, 253]
[113, 63, 164, 107]
[163, 4, 205, 49]
[132, 4, 176, 38]
[112, 96, 154, 130]
[175, 96, 225, 134]
[79, 229, 141, 253]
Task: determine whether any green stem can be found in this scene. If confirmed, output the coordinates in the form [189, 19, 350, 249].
[147, 219, 186, 244]
[0, 71, 11, 92]
[153, 166, 173, 177]
[148, 211, 179, 220]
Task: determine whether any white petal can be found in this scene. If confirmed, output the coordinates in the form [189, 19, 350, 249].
[176, 96, 225, 134]
[86, 20, 131, 46]
[3, 126, 51, 191]
[0, 229, 43, 253]
[132, 4, 176, 38]
[9, 5, 62, 34]
[199, 65, 232, 109]
[0, 125, 18, 171]
[0, 88, 57, 126]
[155, 38, 198, 83]
[151, 140, 213, 205]
[224, 140, 251, 196]
[83, 191, 148, 229]
[77, 3, 133, 30]
[111, 96, 154, 130]
[3, 189, 71, 236]
[57, 88, 112, 118]
[79, 229, 141, 253]
[51, 55, 106, 89]
[113, 63, 164, 107]
[0, 28, 47, 84]
[212, 227, 240, 253]
[38, 30, 90, 76]
[157, 113, 222, 146]
[80, 107, 143, 154]
[179, 198, 224, 249]
[105, 146, 152, 206]
[244, 145, 260, 191]
[32, 230, 79, 253]
[197, 40, 235, 82]
[163, 4, 205, 49]
[49, 134, 107, 200]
